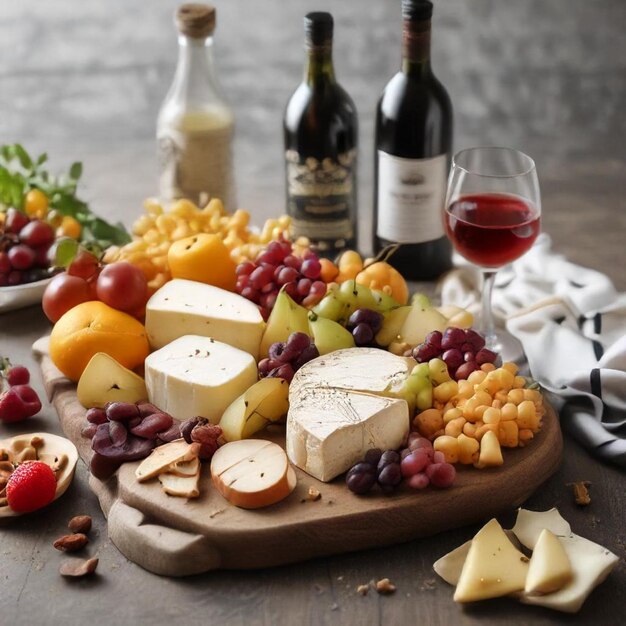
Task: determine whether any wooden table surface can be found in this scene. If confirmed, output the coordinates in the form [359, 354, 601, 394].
[1, 1, 625, 624]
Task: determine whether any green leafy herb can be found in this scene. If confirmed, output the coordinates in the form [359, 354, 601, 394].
[0, 143, 131, 252]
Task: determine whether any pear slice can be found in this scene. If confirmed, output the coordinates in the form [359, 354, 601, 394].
[259, 289, 311, 358]
[308, 314, 355, 356]
[135, 439, 199, 482]
[77, 352, 147, 409]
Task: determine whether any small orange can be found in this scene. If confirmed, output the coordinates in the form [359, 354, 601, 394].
[24, 189, 49, 219]
[356, 261, 409, 305]
[168, 233, 236, 291]
[49, 301, 150, 381]
[319, 258, 339, 283]
[56, 215, 82, 239]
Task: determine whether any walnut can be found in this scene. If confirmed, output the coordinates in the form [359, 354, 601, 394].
[375, 578, 396, 595]
[190, 421, 222, 460]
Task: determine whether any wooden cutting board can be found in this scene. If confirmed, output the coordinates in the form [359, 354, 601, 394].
[35, 342, 562, 577]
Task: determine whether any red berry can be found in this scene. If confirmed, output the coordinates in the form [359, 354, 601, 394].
[6, 461, 57, 513]
[7, 366, 30, 386]
[0, 385, 42, 422]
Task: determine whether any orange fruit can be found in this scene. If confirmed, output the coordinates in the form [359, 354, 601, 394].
[49, 301, 150, 381]
[168, 233, 236, 291]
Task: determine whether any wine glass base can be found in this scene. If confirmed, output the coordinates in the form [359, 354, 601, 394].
[485, 330, 526, 368]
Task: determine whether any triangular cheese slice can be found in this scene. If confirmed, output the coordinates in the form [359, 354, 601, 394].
[454, 519, 529, 603]
[525, 529, 573, 594]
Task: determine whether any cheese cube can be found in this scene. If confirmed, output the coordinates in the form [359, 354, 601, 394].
[145, 279, 265, 359]
[145, 335, 258, 423]
[287, 388, 409, 482]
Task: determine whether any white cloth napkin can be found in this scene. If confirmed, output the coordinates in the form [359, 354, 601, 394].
[439, 234, 626, 467]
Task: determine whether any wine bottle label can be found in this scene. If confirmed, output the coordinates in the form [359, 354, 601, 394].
[286, 149, 356, 250]
[376, 151, 447, 243]
[158, 124, 236, 211]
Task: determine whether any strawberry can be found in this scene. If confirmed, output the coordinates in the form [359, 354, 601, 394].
[0, 384, 42, 422]
[7, 366, 30, 386]
[6, 461, 57, 513]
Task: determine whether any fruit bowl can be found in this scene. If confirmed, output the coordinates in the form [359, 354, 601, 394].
[0, 277, 51, 314]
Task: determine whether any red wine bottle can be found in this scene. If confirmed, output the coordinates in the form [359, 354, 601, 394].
[373, 0, 453, 279]
[284, 12, 358, 257]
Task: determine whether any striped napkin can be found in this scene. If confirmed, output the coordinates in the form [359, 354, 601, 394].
[439, 234, 626, 468]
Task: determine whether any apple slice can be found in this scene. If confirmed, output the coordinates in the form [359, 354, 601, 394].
[259, 290, 311, 358]
[211, 440, 296, 509]
[135, 439, 199, 482]
[77, 352, 147, 409]
[159, 470, 200, 498]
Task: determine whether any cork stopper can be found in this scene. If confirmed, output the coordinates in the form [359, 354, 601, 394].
[176, 4, 216, 38]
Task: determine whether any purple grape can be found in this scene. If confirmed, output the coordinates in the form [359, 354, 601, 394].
[89, 453, 122, 481]
[441, 327, 466, 350]
[137, 402, 160, 418]
[407, 473, 430, 490]
[268, 341, 286, 362]
[465, 329, 486, 351]
[352, 323, 374, 346]
[293, 343, 320, 370]
[413, 342, 440, 363]
[400, 449, 430, 477]
[86, 407, 107, 425]
[455, 360, 478, 381]
[130, 412, 174, 439]
[442, 348, 464, 370]
[426, 462, 456, 488]
[108, 421, 128, 447]
[272, 363, 295, 383]
[476, 348, 498, 365]
[377, 450, 400, 471]
[346, 463, 377, 494]
[81, 423, 98, 439]
[424, 330, 443, 349]
[128, 416, 142, 429]
[180, 417, 205, 444]
[377, 463, 402, 488]
[158, 422, 183, 443]
[461, 342, 474, 353]
[463, 351, 475, 363]
[433, 450, 446, 464]
[348, 309, 384, 333]
[105, 402, 140, 422]
[258, 358, 273, 377]
[364, 447, 383, 467]
[400, 448, 412, 460]
[280, 332, 312, 362]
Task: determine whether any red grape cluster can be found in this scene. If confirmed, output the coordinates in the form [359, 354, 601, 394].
[0, 361, 42, 423]
[0, 209, 56, 286]
[346, 308, 384, 347]
[235, 239, 327, 320]
[411, 327, 498, 381]
[346, 434, 456, 495]
[82, 401, 181, 480]
[258, 332, 320, 383]
[43, 252, 148, 323]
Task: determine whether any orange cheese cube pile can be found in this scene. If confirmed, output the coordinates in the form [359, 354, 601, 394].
[413, 362, 545, 469]
[103, 198, 292, 294]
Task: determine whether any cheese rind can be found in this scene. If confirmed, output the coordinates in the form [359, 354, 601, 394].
[145, 335, 258, 423]
[287, 388, 409, 482]
[454, 518, 529, 603]
[290, 347, 414, 401]
[145, 279, 265, 358]
[525, 529, 573, 594]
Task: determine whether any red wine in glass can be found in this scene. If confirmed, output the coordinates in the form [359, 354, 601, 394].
[445, 193, 540, 268]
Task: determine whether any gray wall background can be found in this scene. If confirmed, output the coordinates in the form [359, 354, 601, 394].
[1, 0, 624, 255]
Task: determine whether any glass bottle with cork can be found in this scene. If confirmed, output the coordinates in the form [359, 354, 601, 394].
[373, 0, 453, 279]
[157, 3, 236, 211]
[284, 12, 358, 257]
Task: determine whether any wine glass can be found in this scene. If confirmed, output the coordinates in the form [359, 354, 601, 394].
[444, 147, 541, 353]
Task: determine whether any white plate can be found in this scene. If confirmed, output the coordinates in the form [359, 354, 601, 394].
[0, 277, 51, 314]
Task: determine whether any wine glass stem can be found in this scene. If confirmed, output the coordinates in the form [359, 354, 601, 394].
[480, 270, 498, 349]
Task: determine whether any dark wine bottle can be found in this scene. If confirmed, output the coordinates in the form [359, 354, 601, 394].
[373, 0, 453, 279]
[284, 12, 358, 257]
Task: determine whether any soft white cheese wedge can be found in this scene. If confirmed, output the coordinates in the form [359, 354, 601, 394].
[290, 347, 414, 400]
[145, 335, 258, 423]
[287, 388, 409, 482]
[453, 519, 529, 603]
[525, 529, 573, 595]
[145, 279, 265, 359]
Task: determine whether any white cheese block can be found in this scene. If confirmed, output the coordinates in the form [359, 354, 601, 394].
[454, 518, 529, 603]
[287, 387, 409, 482]
[512, 507, 572, 550]
[145, 279, 265, 359]
[290, 347, 414, 401]
[145, 335, 258, 423]
[525, 529, 573, 594]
